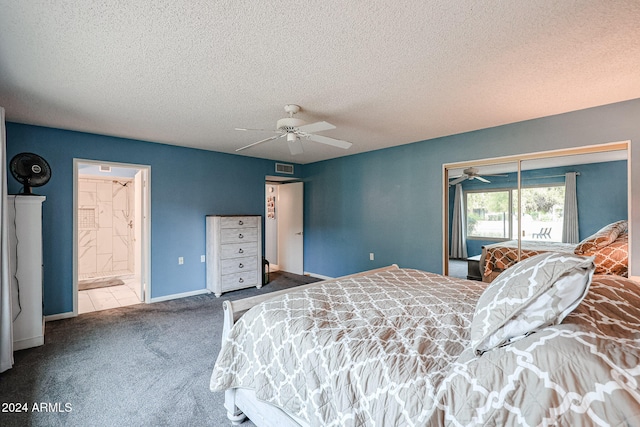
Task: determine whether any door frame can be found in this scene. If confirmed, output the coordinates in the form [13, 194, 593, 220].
[265, 176, 304, 274]
[72, 159, 152, 315]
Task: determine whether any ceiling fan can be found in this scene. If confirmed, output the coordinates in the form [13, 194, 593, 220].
[449, 167, 507, 185]
[235, 104, 353, 155]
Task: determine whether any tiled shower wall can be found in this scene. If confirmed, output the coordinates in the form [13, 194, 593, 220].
[78, 177, 135, 278]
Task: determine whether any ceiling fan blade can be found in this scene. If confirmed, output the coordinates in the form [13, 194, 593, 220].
[287, 137, 304, 155]
[296, 121, 336, 134]
[236, 134, 284, 152]
[235, 127, 276, 132]
[305, 133, 352, 149]
[475, 176, 491, 183]
[449, 175, 467, 185]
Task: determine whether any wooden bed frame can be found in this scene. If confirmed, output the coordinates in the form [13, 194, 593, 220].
[219, 265, 399, 426]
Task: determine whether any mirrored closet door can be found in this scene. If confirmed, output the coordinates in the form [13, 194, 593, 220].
[443, 141, 633, 282]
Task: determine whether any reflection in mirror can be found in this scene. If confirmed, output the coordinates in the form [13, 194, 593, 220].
[447, 162, 518, 281]
[445, 146, 629, 284]
[520, 151, 627, 243]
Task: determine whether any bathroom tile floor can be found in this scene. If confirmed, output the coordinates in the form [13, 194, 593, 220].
[78, 275, 142, 314]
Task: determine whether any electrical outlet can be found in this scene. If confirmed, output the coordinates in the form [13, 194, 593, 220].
[201, 255, 206, 262]
[178, 257, 184, 265]
[369, 253, 374, 261]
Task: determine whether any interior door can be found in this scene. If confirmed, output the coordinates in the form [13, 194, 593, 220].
[278, 181, 304, 275]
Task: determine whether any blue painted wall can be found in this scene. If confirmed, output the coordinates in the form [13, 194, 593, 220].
[453, 160, 628, 257]
[302, 98, 640, 278]
[303, 143, 433, 273]
[6, 98, 640, 315]
[5, 123, 300, 315]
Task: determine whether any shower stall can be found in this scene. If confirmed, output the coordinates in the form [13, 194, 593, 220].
[77, 176, 135, 286]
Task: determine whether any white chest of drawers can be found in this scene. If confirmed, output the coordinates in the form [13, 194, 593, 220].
[206, 215, 262, 297]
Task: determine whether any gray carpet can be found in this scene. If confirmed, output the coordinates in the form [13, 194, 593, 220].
[448, 258, 468, 279]
[0, 271, 319, 427]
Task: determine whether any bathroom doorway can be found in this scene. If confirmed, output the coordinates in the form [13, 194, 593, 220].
[73, 160, 151, 315]
[264, 176, 304, 275]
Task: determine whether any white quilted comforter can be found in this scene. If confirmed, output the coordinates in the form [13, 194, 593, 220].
[210, 267, 640, 426]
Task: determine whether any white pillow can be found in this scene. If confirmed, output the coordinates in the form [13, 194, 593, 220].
[470, 252, 594, 355]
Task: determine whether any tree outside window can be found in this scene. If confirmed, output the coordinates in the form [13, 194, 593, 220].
[466, 185, 565, 241]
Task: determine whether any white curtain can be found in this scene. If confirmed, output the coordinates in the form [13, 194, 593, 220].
[0, 107, 13, 372]
[562, 172, 579, 244]
[450, 184, 468, 259]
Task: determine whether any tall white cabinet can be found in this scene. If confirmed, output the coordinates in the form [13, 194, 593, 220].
[8, 195, 45, 351]
[206, 215, 262, 297]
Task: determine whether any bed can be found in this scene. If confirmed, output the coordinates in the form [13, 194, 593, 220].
[210, 258, 640, 426]
[480, 220, 629, 282]
[479, 239, 577, 282]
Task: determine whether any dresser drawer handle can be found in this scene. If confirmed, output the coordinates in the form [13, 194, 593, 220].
[238, 220, 244, 225]
[238, 233, 244, 239]
[238, 248, 244, 254]
[239, 263, 244, 269]
[238, 278, 244, 283]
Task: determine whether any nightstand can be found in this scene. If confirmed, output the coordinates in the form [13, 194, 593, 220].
[466, 255, 482, 281]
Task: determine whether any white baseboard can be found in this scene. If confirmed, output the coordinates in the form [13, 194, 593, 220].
[13, 335, 44, 351]
[304, 271, 333, 280]
[150, 288, 210, 303]
[268, 264, 280, 272]
[45, 312, 75, 322]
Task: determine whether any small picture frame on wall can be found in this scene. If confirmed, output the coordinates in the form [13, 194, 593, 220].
[267, 196, 276, 219]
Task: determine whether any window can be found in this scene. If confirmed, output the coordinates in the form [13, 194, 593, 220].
[466, 190, 513, 239]
[520, 185, 565, 241]
[466, 184, 565, 241]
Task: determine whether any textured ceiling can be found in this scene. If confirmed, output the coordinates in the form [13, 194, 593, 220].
[1, 1, 640, 164]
